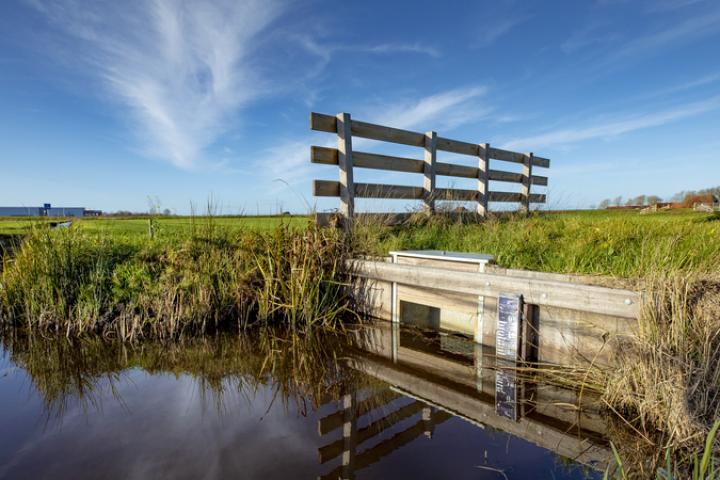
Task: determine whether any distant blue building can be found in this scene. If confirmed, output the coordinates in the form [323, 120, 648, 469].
[0, 204, 96, 217]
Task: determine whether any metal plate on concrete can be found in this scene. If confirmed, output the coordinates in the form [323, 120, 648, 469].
[496, 293, 523, 361]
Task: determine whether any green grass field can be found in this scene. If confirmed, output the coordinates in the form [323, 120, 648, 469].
[2, 209, 718, 279]
[0, 215, 310, 236]
[361, 208, 720, 278]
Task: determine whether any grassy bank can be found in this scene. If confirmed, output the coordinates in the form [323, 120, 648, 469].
[0, 215, 308, 236]
[0, 221, 352, 339]
[361, 209, 720, 278]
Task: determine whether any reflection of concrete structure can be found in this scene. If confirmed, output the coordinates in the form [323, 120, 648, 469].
[316, 323, 610, 478]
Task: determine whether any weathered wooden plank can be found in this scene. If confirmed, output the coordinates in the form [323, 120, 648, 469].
[534, 156, 551, 168]
[436, 137, 479, 156]
[434, 164, 548, 186]
[489, 148, 549, 168]
[313, 180, 340, 197]
[315, 181, 544, 204]
[489, 191, 523, 202]
[337, 113, 355, 220]
[489, 170, 522, 182]
[532, 175, 548, 186]
[435, 162, 477, 178]
[355, 151, 424, 173]
[423, 131, 437, 211]
[312, 147, 424, 173]
[355, 183, 424, 199]
[351, 120, 425, 147]
[348, 260, 641, 318]
[314, 181, 423, 199]
[310, 145, 338, 165]
[310, 112, 337, 132]
[436, 187, 478, 202]
[488, 147, 525, 164]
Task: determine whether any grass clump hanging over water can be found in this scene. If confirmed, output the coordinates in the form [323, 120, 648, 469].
[0, 221, 353, 340]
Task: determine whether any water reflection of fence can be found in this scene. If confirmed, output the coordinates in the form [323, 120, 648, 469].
[317, 389, 450, 480]
[342, 323, 610, 470]
[310, 112, 550, 226]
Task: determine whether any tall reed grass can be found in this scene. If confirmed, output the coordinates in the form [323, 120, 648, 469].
[0, 221, 353, 339]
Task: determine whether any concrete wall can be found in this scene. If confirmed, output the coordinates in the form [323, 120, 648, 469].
[350, 259, 638, 367]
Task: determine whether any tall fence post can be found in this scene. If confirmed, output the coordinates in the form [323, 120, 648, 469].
[477, 143, 490, 217]
[337, 112, 355, 227]
[423, 131, 437, 212]
[521, 152, 533, 213]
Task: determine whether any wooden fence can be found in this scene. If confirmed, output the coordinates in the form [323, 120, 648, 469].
[310, 112, 550, 225]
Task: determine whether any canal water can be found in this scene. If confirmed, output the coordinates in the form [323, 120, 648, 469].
[0, 325, 603, 479]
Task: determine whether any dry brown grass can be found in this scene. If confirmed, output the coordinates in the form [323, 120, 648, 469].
[603, 274, 720, 474]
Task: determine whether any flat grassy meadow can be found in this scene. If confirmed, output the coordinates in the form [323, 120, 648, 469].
[0, 215, 308, 237]
[2, 209, 719, 279]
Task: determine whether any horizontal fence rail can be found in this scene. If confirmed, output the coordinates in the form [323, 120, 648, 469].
[310, 112, 550, 226]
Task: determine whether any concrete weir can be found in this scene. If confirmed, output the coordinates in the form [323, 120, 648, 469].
[348, 250, 641, 367]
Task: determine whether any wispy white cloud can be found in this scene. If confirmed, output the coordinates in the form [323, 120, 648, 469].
[359, 43, 441, 57]
[26, 0, 283, 170]
[473, 16, 529, 48]
[630, 72, 720, 101]
[295, 35, 440, 79]
[603, 9, 720, 64]
[369, 86, 489, 132]
[645, 0, 708, 12]
[561, 22, 622, 54]
[503, 95, 720, 150]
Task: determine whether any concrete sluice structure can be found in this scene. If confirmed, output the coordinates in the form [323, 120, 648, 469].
[314, 249, 639, 478]
[349, 250, 640, 368]
[316, 323, 610, 480]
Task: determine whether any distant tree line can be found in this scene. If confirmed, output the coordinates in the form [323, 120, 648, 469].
[598, 186, 720, 209]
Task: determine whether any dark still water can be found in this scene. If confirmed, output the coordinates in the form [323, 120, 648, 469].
[0, 325, 604, 479]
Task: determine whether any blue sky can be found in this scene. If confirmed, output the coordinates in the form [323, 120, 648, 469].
[1, 0, 719, 214]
